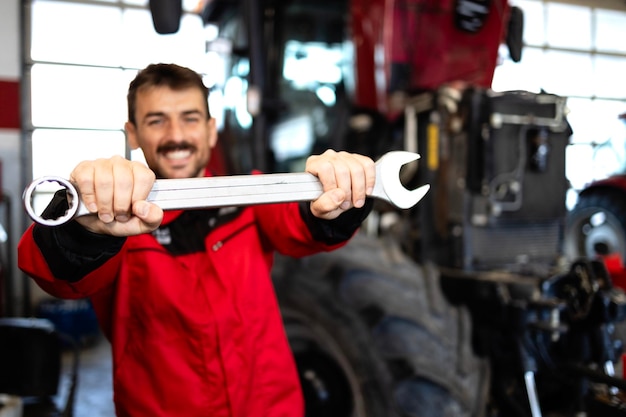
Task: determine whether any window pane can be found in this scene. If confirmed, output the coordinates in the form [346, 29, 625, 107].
[541, 50, 593, 97]
[30, 129, 127, 215]
[595, 9, 626, 54]
[121, 9, 206, 71]
[31, 0, 123, 65]
[566, 98, 597, 145]
[565, 98, 626, 188]
[514, 0, 545, 46]
[283, 41, 344, 85]
[545, 3, 591, 50]
[492, 47, 545, 93]
[594, 56, 626, 99]
[31, 64, 133, 129]
[32, 129, 126, 179]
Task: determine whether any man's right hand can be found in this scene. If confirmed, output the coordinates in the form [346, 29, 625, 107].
[69, 155, 163, 236]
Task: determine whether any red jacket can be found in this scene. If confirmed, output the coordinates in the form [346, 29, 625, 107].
[19, 193, 369, 417]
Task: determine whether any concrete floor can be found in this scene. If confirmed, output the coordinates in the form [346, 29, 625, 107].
[60, 336, 115, 417]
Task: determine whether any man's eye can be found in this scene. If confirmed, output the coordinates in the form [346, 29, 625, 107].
[147, 119, 163, 126]
[185, 117, 201, 123]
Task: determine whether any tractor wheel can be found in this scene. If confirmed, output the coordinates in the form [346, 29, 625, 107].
[565, 189, 626, 262]
[273, 234, 490, 417]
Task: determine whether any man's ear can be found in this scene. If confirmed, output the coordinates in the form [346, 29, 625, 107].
[207, 118, 218, 149]
[125, 121, 139, 150]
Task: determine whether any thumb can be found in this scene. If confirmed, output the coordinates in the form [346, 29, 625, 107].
[310, 188, 347, 220]
[134, 200, 152, 219]
[133, 201, 163, 229]
[329, 189, 346, 207]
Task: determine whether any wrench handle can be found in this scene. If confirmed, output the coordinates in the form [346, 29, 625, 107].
[23, 172, 325, 227]
[148, 172, 324, 211]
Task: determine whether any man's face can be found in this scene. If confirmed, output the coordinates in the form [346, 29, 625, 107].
[125, 86, 217, 179]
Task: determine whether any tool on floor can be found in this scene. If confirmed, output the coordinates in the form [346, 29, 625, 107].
[23, 151, 430, 227]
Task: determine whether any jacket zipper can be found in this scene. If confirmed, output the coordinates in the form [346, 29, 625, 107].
[211, 221, 254, 252]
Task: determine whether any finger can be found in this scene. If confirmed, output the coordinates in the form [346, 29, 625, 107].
[307, 151, 338, 191]
[337, 152, 367, 208]
[111, 159, 135, 222]
[355, 153, 376, 196]
[349, 153, 376, 208]
[70, 161, 98, 214]
[75, 201, 162, 236]
[332, 157, 353, 210]
[130, 162, 156, 202]
[91, 158, 116, 224]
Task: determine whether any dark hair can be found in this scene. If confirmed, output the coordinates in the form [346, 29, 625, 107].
[127, 63, 210, 125]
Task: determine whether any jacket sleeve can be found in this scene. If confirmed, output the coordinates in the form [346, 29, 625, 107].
[18, 190, 126, 298]
[298, 199, 373, 245]
[254, 198, 373, 258]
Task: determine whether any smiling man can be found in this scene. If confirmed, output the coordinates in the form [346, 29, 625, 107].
[125, 69, 217, 180]
[18, 63, 376, 417]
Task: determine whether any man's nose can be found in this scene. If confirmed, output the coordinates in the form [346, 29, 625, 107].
[167, 119, 184, 140]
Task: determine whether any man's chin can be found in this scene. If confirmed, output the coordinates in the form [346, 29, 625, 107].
[157, 166, 202, 180]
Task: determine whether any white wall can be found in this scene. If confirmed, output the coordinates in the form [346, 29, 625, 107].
[0, 0, 25, 316]
[0, 1, 19, 78]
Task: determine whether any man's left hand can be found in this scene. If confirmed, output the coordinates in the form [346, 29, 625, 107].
[305, 150, 376, 220]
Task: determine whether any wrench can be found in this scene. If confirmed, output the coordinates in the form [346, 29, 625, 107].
[23, 151, 430, 227]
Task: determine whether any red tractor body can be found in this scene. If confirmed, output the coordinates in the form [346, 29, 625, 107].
[351, 0, 511, 114]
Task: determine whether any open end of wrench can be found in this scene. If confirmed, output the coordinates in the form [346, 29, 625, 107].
[374, 151, 430, 209]
[23, 176, 81, 227]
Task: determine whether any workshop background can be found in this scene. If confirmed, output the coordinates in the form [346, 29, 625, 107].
[2, 1, 626, 417]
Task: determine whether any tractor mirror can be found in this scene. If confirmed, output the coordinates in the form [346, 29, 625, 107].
[149, 0, 182, 34]
[506, 6, 524, 62]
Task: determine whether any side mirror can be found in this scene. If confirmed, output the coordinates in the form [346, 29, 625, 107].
[149, 0, 182, 34]
[506, 6, 524, 62]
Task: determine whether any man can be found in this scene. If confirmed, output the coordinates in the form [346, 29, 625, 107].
[18, 63, 375, 417]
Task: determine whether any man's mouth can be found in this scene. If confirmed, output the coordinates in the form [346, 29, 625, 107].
[163, 148, 192, 160]
[158, 143, 195, 161]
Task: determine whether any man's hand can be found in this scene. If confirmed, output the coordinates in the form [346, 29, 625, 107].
[306, 150, 376, 220]
[69, 155, 163, 236]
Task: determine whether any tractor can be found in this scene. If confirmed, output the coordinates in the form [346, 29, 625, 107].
[152, 0, 626, 415]
[565, 112, 626, 288]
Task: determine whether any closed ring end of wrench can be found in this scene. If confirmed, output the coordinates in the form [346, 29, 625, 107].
[23, 176, 83, 227]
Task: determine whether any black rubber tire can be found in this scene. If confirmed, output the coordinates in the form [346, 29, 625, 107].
[273, 234, 490, 417]
[565, 189, 626, 262]
[565, 189, 626, 358]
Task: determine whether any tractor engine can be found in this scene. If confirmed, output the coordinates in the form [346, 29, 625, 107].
[412, 88, 570, 272]
[404, 87, 626, 416]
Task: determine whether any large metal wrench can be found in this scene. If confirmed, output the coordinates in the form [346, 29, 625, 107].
[23, 151, 430, 227]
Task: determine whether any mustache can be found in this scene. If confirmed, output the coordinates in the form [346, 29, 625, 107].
[157, 141, 197, 154]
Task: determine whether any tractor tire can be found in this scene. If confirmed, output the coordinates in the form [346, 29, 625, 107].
[565, 188, 626, 354]
[565, 189, 626, 262]
[272, 233, 490, 417]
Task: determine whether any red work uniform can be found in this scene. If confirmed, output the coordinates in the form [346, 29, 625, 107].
[18, 176, 371, 417]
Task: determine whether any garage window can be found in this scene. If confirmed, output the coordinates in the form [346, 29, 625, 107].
[493, 0, 626, 198]
[27, 0, 210, 181]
